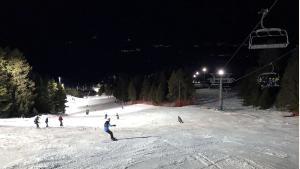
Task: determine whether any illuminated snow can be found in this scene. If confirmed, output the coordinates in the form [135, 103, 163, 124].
[0, 89, 298, 169]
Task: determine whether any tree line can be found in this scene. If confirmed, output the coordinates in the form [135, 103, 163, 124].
[239, 48, 299, 112]
[99, 69, 195, 106]
[0, 47, 66, 118]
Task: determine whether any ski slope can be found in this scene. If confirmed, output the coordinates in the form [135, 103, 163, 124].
[0, 89, 298, 169]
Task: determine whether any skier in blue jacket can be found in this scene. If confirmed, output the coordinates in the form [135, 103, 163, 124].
[104, 118, 117, 141]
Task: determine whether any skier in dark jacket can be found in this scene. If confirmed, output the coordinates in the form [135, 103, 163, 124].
[178, 116, 184, 123]
[45, 117, 49, 127]
[58, 115, 63, 126]
[104, 118, 117, 141]
[34, 115, 40, 128]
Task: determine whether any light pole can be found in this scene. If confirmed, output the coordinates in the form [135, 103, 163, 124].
[58, 76, 61, 84]
[218, 69, 224, 110]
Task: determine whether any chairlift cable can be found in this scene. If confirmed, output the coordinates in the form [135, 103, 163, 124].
[233, 47, 296, 82]
[223, 0, 280, 68]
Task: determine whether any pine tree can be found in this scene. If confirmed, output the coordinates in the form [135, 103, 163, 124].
[140, 77, 151, 101]
[167, 70, 179, 101]
[258, 88, 277, 109]
[180, 70, 194, 100]
[104, 84, 113, 96]
[0, 66, 12, 117]
[47, 80, 57, 113]
[155, 72, 167, 103]
[65, 87, 81, 97]
[33, 75, 51, 114]
[113, 75, 129, 102]
[47, 80, 67, 114]
[167, 69, 194, 103]
[240, 71, 261, 106]
[128, 80, 137, 101]
[121, 77, 129, 102]
[155, 83, 165, 103]
[133, 75, 143, 100]
[98, 84, 105, 95]
[55, 83, 67, 113]
[276, 50, 299, 111]
[0, 48, 35, 117]
[148, 83, 157, 102]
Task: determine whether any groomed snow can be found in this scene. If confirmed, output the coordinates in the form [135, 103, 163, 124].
[0, 89, 298, 169]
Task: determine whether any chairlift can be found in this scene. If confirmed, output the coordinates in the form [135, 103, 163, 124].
[257, 72, 280, 88]
[257, 63, 280, 88]
[249, 9, 289, 49]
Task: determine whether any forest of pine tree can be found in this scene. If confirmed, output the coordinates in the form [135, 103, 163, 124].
[107, 69, 195, 105]
[1, 45, 297, 118]
[0, 47, 67, 117]
[239, 48, 299, 112]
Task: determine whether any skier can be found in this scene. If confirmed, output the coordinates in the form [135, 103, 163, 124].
[116, 113, 119, 120]
[45, 117, 49, 127]
[104, 113, 107, 119]
[86, 109, 89, 115]
[178, 116, 184, 123]
[34, 115, 40, 128]
[104, 118, 117, 141]
[58, 115, 63, 126]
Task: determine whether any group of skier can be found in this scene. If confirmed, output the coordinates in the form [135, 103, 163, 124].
[32, 97, 124, 141]
[34, 115, 63, 128]
[33, 111, 183, 142]
[104, 113, 119, 120]
[34, 112, 119, 141]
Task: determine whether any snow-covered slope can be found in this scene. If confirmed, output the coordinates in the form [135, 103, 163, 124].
[0, 90, 298, 169]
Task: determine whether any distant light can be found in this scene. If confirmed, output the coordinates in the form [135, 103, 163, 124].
[196, 71, 199, 75]
[93, 87, 100, 92]
[193, 75, 196, 78]
[218, 69, 225, 75]
[202, 67, 207, 72]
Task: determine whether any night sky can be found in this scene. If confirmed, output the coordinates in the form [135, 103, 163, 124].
[0, 1, 298, 83]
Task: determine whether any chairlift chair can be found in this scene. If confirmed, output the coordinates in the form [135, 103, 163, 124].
[257, 72, 280, 88]
[249, 9, 289, 49]
[257, 63, 280, 88]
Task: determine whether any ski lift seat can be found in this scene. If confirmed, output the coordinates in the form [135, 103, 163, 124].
[256, 28, 284, 35]
[257, 72, 280, 88]
[249, 28, 289, 49]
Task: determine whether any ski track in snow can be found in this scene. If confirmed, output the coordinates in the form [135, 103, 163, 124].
[0, 89, 298, 169]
